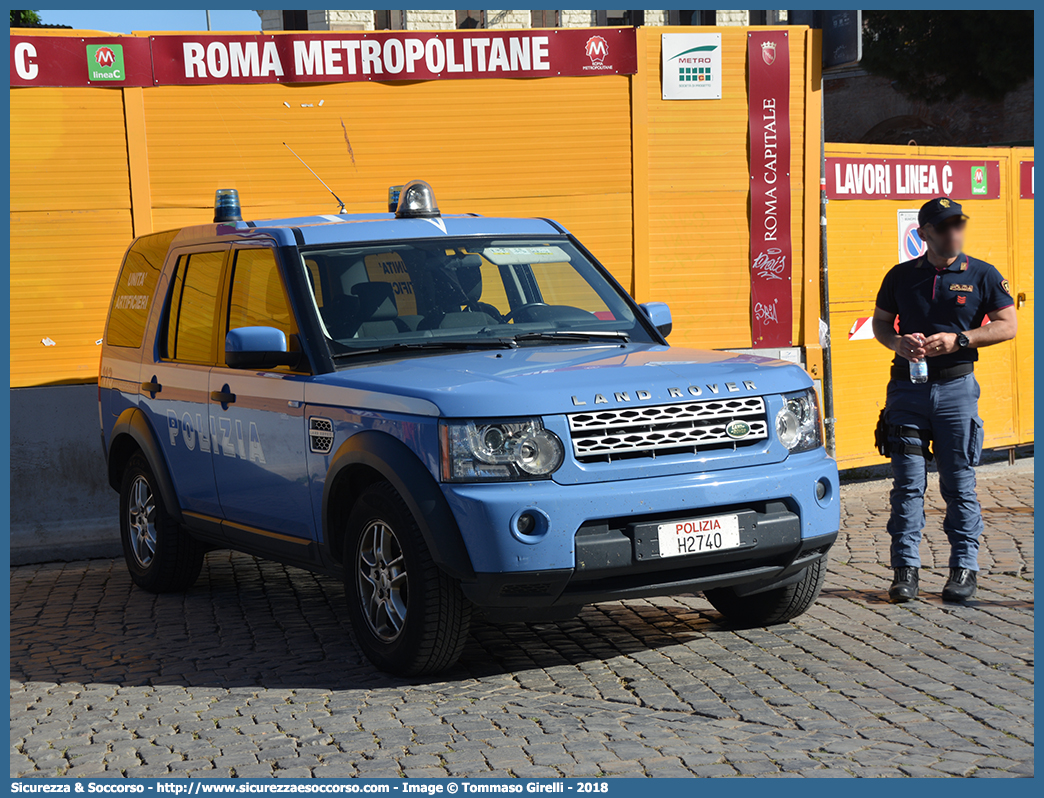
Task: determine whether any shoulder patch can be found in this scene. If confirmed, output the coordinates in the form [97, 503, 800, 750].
[1002, 278, 1011, 295]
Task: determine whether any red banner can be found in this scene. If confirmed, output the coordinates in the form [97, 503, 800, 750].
[826, 157, 1001, 200]
[11, 29, 637, 88]
[1020, 161, 1034, 199]
[11, 35, 153, 87]
[747, 30, 792, 348]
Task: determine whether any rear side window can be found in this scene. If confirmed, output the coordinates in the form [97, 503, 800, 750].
[227, 247, 298, 340]
[165, 250, 226, 363]
[106, 229, 178, 348]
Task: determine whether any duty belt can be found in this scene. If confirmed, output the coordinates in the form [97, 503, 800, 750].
[891, 361, 974, 383]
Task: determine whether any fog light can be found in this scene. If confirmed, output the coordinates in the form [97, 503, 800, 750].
[516, 512, 536, 535]
[815, 478, 832, 505]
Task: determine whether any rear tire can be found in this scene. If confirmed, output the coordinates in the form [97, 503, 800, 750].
[344, 481, 472, 675]
[704, 556, 827, 627]
[119, 453, 204, 593]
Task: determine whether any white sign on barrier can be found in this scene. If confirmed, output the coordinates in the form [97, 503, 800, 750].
[897, 209, 926, 263]
[661, 33, 721, 100]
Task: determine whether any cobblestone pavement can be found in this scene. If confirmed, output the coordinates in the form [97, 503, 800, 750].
[11, 460, 1033, 779]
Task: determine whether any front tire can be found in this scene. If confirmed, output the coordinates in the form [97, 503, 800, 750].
[344, 481, 472, 676]
[119, 453, 204, 593]
[704, 556, 827, 627]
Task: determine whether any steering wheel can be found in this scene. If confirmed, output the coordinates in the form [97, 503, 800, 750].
[502, 302, 549, 323]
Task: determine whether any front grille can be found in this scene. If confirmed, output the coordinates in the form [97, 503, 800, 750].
[309, 417, 334, 454]
[567, 396, 768, 463]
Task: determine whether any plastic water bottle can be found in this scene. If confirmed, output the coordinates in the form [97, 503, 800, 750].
[909, 333, 928, 383]
[910, 359, 928, 383]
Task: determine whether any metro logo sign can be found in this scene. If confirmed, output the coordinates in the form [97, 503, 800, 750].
[94, 46, 115, 66]
[86, 44, 124, 81]
[585, 35, 607, 65]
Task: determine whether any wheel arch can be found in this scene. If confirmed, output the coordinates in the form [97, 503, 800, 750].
[322, 429, 475, 582]
[107, 408, 184, 524]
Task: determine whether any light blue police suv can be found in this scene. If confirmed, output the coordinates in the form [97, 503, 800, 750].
[100, 181, 839, 675]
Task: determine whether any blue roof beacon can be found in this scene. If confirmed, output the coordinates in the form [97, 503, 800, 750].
[100, 182, 839, 675]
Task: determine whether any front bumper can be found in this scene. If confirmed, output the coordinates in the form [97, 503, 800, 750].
[463, 531, 836, 611]
[440, 448, 839, 608]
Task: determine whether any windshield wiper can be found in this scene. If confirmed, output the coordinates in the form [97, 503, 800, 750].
[512, 330, 630, 344]
[332, 339, 518, 359]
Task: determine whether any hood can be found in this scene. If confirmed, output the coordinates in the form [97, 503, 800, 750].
[308, 343, 812, 418]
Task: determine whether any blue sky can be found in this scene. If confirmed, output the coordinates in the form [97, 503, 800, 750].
[36, 9, 262, 34]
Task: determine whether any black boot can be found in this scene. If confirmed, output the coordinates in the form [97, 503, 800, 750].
[889, 567, 919, 603]
[942, 568, 977, 602]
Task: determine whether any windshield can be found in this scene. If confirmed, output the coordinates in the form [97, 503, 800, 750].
[299, 237, 657, 358]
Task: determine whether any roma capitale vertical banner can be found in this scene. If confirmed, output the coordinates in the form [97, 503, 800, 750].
[747, 30, 792, 347]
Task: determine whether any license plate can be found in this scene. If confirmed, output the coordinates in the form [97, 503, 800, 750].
[656, 513, 742, 558]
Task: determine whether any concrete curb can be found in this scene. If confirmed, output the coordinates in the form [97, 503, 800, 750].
[10, 519, 123, 566]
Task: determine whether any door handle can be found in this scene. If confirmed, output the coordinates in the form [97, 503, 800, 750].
[140, 378, 162, 395]
[210, 389, 237, 406]
[1017, 292, 1026, 309]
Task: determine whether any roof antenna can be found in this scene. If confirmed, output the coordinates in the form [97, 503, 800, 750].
[283, 142, 346, 214]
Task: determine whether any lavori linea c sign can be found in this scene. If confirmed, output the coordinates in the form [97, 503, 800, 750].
[746, 30, 792, 348]
[826, 157, 1001, 200]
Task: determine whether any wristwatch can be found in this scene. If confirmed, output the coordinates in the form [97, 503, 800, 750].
[956, 332, 970, 349]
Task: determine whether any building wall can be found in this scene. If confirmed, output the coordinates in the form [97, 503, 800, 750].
[257, 9, 281, 30]
[484, 9, 531, 28]
[256, 9, 787, 31]
[403, 9, 456, 30]
[716, 10, 750, 26]
[561, 10, 596, 27]
[825, 69, 1034, 147]
[326, 10, 375, 31]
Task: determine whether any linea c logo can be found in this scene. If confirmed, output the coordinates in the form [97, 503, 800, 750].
[86, 44, 125, 81]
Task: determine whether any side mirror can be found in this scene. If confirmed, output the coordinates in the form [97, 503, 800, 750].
[640, 302, 672, 338]
[225, 326, 299, 369]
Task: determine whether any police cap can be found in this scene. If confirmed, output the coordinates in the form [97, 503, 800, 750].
[918, 197, 969, 228]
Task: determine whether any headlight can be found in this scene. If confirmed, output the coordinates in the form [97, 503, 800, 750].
[441, 418, 564, 482]
[776, 389, 822, 454]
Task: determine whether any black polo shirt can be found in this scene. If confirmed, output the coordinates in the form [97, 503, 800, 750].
[875, 252, 1014, 370]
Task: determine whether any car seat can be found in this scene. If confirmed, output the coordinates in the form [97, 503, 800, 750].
[419, 254, 504, 330]
[352, 282, 408, 338]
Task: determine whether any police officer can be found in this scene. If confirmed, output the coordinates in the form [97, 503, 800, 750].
[872, 197, 1017, 603]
